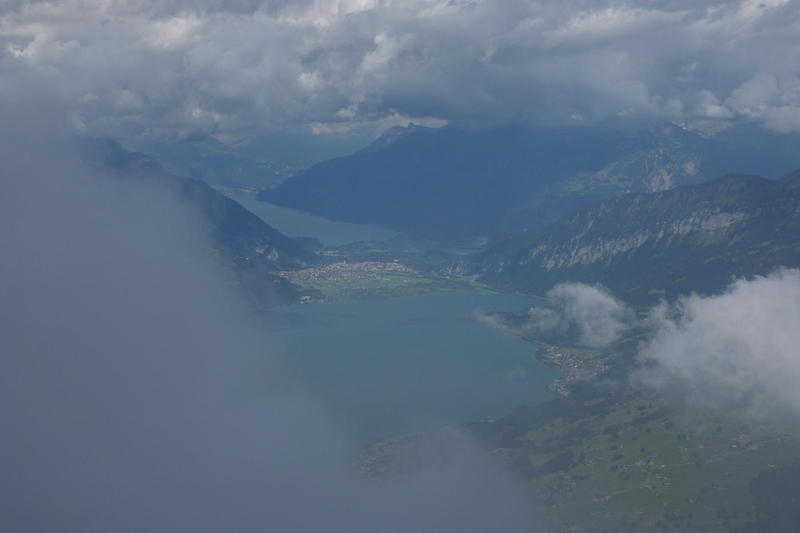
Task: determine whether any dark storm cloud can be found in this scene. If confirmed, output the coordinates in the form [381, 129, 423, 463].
[0, 79, 537, 532]
[1, 0, 799, 139]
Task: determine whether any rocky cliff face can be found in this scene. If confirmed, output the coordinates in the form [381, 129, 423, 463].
[528, 209, 750, 270]
[476, 172, 800, 302]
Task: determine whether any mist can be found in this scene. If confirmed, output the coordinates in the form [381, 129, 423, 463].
[636, 269, 800, 422]
[520, 283, 632, 348]
[0, 109, 537, 531]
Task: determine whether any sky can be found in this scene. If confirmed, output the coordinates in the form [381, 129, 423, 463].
[2, 0, 800, 142]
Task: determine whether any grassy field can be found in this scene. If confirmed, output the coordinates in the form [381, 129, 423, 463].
[489, 393, 800, 532]
[297, 271, 457, 301]
[363, 362, 800, 533]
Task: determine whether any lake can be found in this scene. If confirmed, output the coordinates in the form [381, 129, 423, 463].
[231, 192, 397, 246]
[268, 290, 557, 443]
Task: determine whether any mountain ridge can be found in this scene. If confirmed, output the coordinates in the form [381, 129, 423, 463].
[474, 171, 800, 302]
[80, 137, 318, 307]
[257, 122, 799, 238]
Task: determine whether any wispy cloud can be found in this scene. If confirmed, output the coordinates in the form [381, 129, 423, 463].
[0, 85, 537, 532]
[636, 269, 800, 421]
[480, 282, 632, 348]
[522, 283, 633, 347]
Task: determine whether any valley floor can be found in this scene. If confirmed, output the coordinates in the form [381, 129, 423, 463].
[275, 260, 469, 302]
[244, 205, 800, 532]
[361, 325, 800, 533]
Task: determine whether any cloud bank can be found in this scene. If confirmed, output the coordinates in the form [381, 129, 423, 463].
[637, 269, 800, 421]
[2, 0, 800, 140]
[520, 283, 632, 348]
[0, 95, 536, 531]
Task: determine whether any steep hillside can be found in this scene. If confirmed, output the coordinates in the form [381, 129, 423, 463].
[475, 171, 800, 302]
[257, 123, 797, 237]
[81, 137, 318, 307]
[257, 124, 636, 236]
[136, 137, 289, 193]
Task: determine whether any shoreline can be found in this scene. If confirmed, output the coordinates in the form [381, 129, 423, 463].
[533, 343, 609, 397]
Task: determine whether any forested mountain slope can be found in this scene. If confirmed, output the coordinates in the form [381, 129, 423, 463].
[475, 170, 800, 302]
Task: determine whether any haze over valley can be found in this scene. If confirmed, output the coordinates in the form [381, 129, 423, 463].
[4, 2, 800, 532]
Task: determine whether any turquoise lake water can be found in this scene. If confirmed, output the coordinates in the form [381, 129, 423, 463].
[268, 291, 556, 443]
[232, 192, 397, 246]
[230, 192, 557, 442]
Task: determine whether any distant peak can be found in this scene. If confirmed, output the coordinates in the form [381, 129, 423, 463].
[360, 123, 433, 153]
[672, 119, 734, 139]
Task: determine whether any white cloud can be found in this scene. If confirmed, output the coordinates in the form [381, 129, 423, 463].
[2, 0, 800, 140]
[524, 283, 632, 348]
[0, 87, 537, 532]
[637, 269, 800, 421]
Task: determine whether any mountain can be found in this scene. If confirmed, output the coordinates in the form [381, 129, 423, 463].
[132, 137, 289, 193]
[256, 122, 800, 238]
[81, 137, 318, 307]
[133, 130, 373, 193]
[474, 170, 800, 302]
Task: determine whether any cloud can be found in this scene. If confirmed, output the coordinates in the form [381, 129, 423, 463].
[0, 85, 537, 532]
[2, 0, 800, 140]
[523, 283, 632, 348]
[636, 269, 800, 421]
